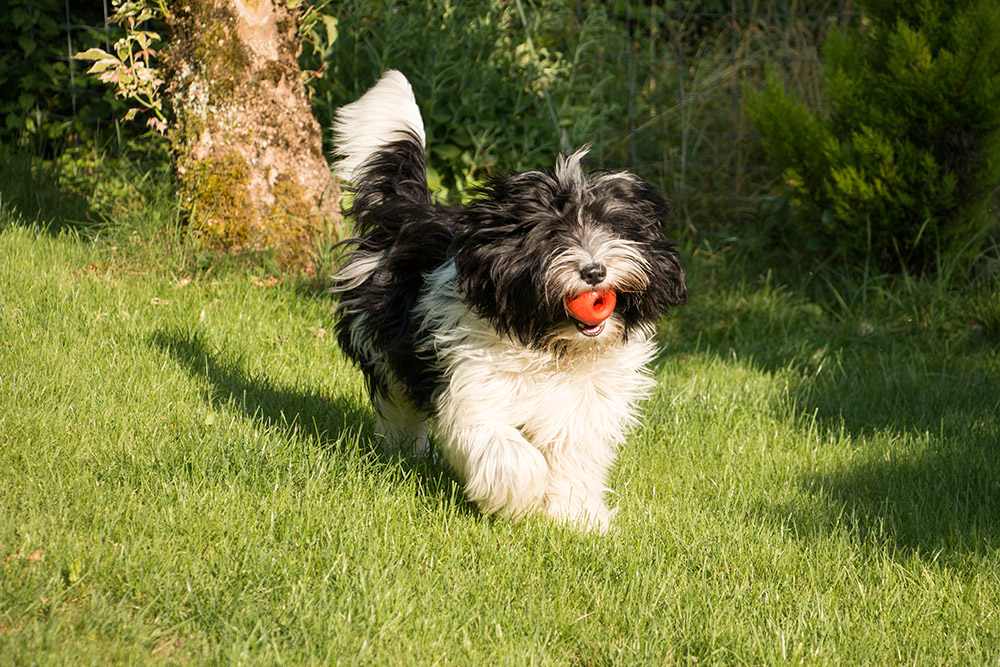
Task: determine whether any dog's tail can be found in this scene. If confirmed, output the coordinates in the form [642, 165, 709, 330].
[333, 70, 425, 182]
[333, 71, 431, 247]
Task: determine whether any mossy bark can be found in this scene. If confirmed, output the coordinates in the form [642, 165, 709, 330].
[161, 0, 339, 265]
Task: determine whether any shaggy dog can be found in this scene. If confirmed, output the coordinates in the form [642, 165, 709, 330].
[332, 71, 686, 532]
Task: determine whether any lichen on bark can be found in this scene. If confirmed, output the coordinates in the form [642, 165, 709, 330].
[161, 0, 339, 266]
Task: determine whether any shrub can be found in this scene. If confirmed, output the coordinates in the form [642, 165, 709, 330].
[748, 0, 1000, 274]
[300, 0, 621, 201]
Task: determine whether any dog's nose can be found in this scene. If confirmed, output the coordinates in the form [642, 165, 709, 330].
[579, 263, 607, 285]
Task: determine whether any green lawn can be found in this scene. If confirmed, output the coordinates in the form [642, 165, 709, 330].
[2, 198, 999, 663]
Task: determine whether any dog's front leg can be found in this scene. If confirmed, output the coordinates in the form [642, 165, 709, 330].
[541, 450, 616, 534]
[436, 412, 548, 519]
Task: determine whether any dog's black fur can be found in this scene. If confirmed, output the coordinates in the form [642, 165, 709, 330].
[335, 134, 687, 413]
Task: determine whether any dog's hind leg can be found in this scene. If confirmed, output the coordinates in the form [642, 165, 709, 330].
[373, 384, 429, 457]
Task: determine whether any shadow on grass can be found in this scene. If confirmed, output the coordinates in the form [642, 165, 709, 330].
[791, 366, 1000, 559]
[149, 327, 473, 515]
[0, 148, 98, 234]
[664, 286, 1000, 560]
[793, 443, 999, 559]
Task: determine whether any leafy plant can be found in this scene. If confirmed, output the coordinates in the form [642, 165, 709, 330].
[748, 0, 1000, 274]
[300, 0, 620, 200]
[0, 0, 130, 149]
[75, 0, 168, 135]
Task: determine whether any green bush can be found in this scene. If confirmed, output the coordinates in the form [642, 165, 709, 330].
[301, 0, 621, 200]
[748, 0, 1000, 274]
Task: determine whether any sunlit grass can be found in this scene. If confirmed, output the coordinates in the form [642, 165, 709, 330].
[2, 186, 999, 663]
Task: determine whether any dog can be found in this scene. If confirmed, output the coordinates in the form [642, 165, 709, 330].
[331, 71, 686, 532]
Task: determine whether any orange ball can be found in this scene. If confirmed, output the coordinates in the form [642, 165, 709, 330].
[564, 289, 617, 325]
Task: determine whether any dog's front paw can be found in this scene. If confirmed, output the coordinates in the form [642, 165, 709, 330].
[462, 434, 548, 519]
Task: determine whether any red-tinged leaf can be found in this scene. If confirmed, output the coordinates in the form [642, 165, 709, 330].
[147, 117, 168, 134]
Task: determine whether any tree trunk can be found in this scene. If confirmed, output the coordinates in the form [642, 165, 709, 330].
[162, 0, 339, 266]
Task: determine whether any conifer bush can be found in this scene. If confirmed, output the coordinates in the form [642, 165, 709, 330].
[748, 0, 1000, 274]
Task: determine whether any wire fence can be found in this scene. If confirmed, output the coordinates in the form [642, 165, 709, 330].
[14, 0, 856, 217]
[592, 0, 858, 218]
[0, 1, 119, 141]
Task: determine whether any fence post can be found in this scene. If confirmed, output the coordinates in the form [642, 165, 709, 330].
[625, 0, 637, 168]
[64, 0, 77, 118]
[730, 0, 740, 219]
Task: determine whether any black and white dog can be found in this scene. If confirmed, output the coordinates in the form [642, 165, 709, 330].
[332, 71, 686, 532]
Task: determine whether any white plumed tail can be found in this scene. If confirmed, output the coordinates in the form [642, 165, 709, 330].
[332, 70, 426, 182]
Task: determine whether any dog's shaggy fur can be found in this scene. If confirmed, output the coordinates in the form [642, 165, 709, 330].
[332, 71, 686, 532]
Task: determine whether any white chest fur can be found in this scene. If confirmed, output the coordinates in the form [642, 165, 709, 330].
[412, 263, 657, 531]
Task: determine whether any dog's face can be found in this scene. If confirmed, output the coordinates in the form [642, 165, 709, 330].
[454, 152, 687, 351]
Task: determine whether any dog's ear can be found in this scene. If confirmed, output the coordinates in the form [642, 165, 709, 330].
[453, 172, 567, 344]
[656, 246, 688, 308]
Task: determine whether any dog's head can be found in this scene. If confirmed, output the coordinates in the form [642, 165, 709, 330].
[454, 148, 687, 351]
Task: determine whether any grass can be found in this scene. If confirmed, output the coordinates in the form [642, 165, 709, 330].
[2, 160, 999, 664]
